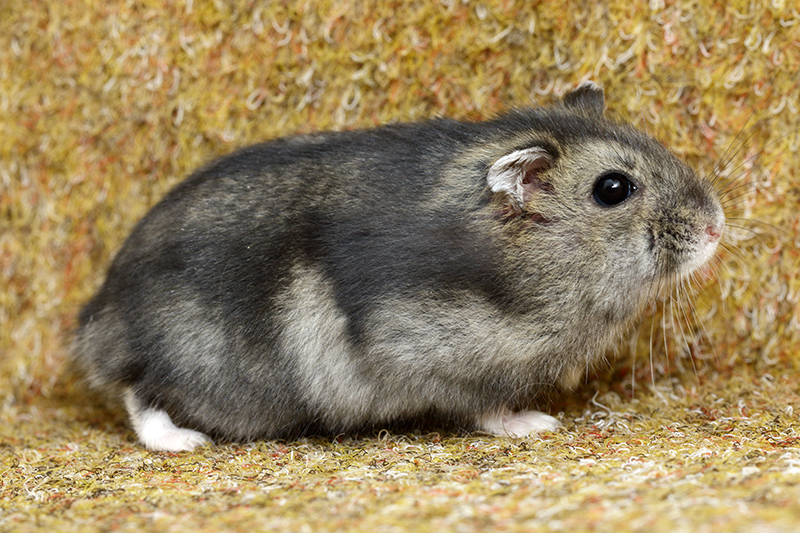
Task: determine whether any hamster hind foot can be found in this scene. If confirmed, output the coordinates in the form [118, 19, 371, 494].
[123, 389, 211, 452]
[477, 409, 562, 437]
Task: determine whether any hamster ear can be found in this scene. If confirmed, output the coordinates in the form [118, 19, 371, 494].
[487, 146, 552, 213]
[563, 81, 605, 116]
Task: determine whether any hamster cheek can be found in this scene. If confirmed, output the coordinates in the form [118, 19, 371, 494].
[477, 409, 561, 437]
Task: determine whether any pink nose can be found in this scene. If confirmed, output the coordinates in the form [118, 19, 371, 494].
[705, 224, 722, 241]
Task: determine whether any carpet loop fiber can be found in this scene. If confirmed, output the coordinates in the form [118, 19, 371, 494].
[2, 1, 799, 531]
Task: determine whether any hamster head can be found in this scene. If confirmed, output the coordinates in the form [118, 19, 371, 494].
[485, 82, 724, 344]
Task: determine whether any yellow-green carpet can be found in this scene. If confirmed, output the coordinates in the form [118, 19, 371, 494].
[2, 1, 800, 531]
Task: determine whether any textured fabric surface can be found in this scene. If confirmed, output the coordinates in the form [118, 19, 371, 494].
[2, 1, 799, 531]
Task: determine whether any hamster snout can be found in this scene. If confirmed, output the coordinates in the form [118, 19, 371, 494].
[72, 82, 724, 451]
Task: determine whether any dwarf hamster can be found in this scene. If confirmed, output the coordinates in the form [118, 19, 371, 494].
[72, 82, 725, 451]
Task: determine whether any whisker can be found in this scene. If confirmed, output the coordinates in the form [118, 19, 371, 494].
[718, 127, 798, 197]
[711, 103, 765, 184]
[649, 279, 661, 389]
[663, 294, 672, 375]
[717, 245, 755, 279]
[725, 218, 784, 234]
[682, 278, 719, 365]
[714, 129, 767, 186]
[720, 187, 761, 206]
[630, 323, 641, 396]
[711, 74, 798, 186]
[670, 286, 699, 383]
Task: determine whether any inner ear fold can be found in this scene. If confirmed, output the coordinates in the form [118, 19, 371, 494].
[487, 146, 552, 212]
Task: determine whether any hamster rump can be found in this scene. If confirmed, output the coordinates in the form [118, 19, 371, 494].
[72, 82, 724, 451]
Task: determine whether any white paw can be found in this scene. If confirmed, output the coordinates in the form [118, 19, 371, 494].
[478, 409, 561, 437]
[124, 389, 211, 452]
[138, 414, 212, 452]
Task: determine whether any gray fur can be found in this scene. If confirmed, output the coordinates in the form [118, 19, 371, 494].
[72, 85, 724, 444]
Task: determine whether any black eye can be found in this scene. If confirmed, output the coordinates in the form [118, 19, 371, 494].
[593, 172, 637, 207]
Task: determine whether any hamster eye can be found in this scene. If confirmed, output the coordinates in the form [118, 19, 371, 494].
[593, 172, 637, 207]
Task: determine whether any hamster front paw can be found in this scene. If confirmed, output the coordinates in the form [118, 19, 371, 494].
[477, 409, 561, 437]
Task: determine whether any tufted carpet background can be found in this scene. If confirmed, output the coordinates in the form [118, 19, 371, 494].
[2, 0, 800, 531]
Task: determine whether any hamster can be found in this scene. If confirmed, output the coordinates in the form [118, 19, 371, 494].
[72, 82, 725, 451]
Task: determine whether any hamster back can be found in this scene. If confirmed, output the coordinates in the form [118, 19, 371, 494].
[73, 82, 724, 451]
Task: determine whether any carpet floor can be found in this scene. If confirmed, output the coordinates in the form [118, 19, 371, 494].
[2, 1, 799, 531]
